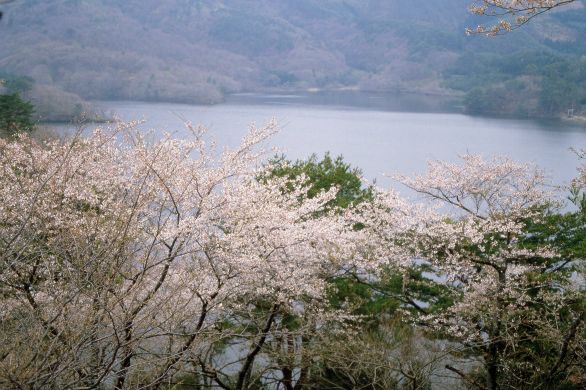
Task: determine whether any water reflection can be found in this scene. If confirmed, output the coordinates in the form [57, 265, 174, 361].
[228, 90, 461, 113]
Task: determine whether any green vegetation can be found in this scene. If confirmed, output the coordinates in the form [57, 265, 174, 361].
[445, 51, 586, 117]
[0, 93, 35, 136]
[260, 153, 586, 389]
[262, 153, 373, 210]
[0, 69, 107, 123]
[1, 0, 584, 117]
[260, 154, 452, 387]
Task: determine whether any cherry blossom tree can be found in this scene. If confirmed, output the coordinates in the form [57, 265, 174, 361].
[0, 121, 354, 389]
[574, 149, 586, 189]
[468, 0, 578, 35]
[386, 155, 585, 390]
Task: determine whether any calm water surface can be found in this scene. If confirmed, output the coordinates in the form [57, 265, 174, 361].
[70, 92, 585, 196]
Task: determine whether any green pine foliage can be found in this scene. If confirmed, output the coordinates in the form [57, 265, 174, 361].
[263, 154, 454, 326]
[0, 93, 35, 136]
[262, 153, 373, 211]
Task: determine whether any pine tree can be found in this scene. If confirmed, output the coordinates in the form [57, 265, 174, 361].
[0, 93, 35, 136]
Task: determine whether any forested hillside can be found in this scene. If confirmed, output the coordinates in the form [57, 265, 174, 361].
[1, 0, 585, 117]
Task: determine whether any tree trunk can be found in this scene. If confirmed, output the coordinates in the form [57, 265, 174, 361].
[235, 303, 280, 390]
[486, 268, 507, 390]
[114, 320, 134, 390]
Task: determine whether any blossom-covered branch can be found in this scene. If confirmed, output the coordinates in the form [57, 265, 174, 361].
[468, 0, 578, 35]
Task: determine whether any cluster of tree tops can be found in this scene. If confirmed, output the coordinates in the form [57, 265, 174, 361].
[1, 115, 584, 389]
[267, 152, 586, 387]
[445, 50, 586, 118]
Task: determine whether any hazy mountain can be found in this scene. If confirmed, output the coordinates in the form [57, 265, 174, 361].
[0, 0, 584, 113]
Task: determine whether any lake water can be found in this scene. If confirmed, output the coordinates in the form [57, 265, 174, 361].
[65, 91, 586, 196]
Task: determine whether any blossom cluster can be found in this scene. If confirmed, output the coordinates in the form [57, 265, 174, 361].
[0, 122, 582, 389]
[467, 0, 577, 35]
[0, 121, 350, 388]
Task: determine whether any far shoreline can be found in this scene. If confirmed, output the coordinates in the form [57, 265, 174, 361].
[55, 91, 586, 127]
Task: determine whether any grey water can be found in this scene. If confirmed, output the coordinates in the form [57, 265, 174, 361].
[64, 91, 586, 196]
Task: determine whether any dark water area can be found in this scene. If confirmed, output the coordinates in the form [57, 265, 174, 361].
[227, 90, 463, 113]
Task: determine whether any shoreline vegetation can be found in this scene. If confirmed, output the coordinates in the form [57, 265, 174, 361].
[18, 80, 586, 124]
[564, 114, 586, 124]
[25, 69, 586, 123]
[43, 88, 586, 127]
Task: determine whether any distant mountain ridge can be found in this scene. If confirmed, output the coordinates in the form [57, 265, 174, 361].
[0, 0, 585, 114]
